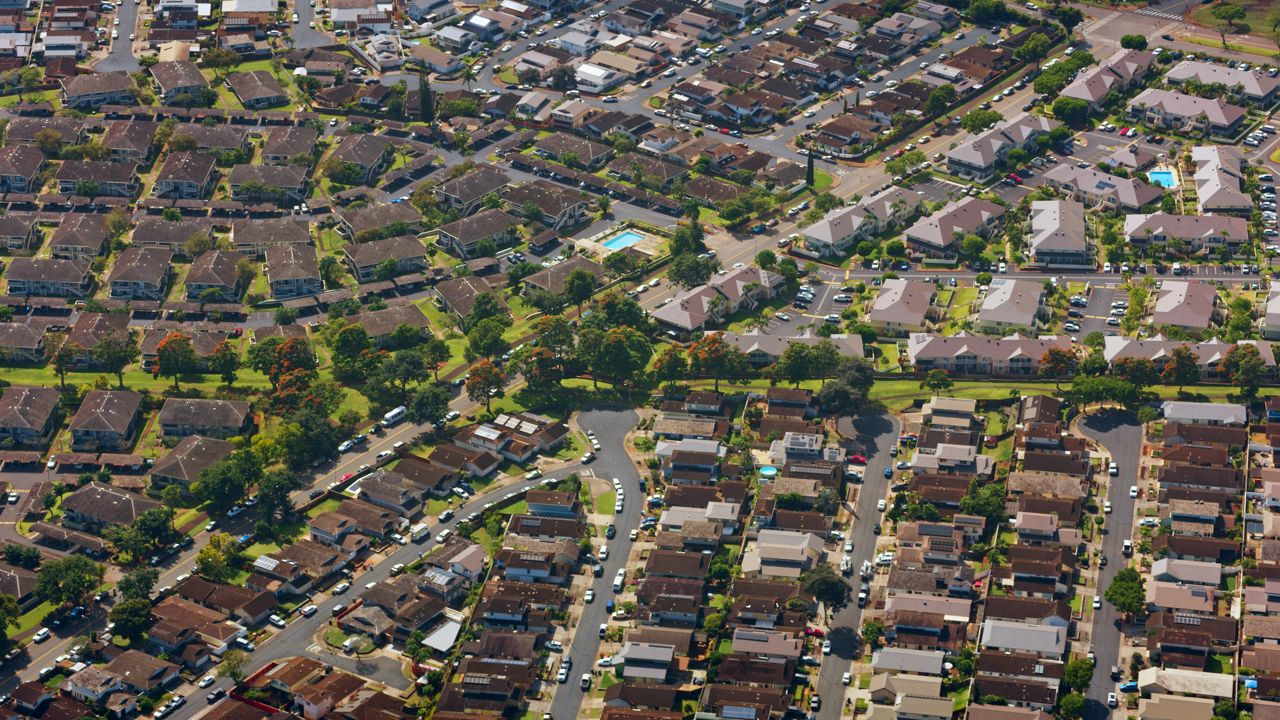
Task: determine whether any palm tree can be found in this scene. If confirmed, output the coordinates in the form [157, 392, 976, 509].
[461, 65, 477, 89]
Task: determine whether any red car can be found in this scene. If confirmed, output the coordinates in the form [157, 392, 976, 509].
[804, 627, 826, 638]
[341, 473, 355, 481]
[1007, 173, 1022, 183]
[1119, 127, 1130, 135]
[849, 454, 868, 464]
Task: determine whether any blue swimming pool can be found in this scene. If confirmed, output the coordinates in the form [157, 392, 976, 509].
[1148, 170, 1177, 189]
[602, 230, 645, 250]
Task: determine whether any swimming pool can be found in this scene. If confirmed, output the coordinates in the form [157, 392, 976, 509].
[602, 230, 645, 250]
[1148, 170, 1177, 189]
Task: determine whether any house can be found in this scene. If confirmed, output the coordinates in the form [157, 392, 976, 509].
[330, 134, 393, 185]
[904, 197, 1005, 258]
[1060, 48, 1154, 111]
[226, 164, 308, 204]
[436, 209, 519, 259]
[336, 202, 423, 240]
[1027, 200, 1090, 267]
[149, 435, 235, 495]
[0, 144, 44, 192]
[232, 217, 311, 257]
[1042, 164, 1163, 210]
[0, 214, 36, 251]
[1165, 59, 1280, 105]
[262, 125, 319, 165]
[979, 619, 1066, 659]
[54, 160, 138, 197]
[133, 218, 213, 255]
[871, 647, 947, 675]
[719, 330, 863, 367]
[906, 333, 1072, 376]
[342, 235, 426, 283]
[104, 650, 180, 694]
[69, 390, 141, 451]
[62, 481, 159, 533]
[64, 312, 131, 367]
[347, 304, 431, 347]
[652, 266, 783, 334]
[977, 279, 1046, 335]
[1136, 668, 1234, 700]
[521, 255, 607, 296]
[1128, 88, 1246, 137]
[1124, 213, 1250, 257]
[1161, 401, 1246, 426]
[1151, 558, 1223, 586]
[109, 247, 172, 300]
[800, 186, 924, 257]
[503, 179, 591, 229]
[61, 72, 135, 109]
[741, 529, 825, 579]
[158, 398, 251, 438]
[865, 279, 937, 336]
[226, 71, 288, 108]
[149, 60, 208, 103]
[153, 151, 216, 199]
[50, 213, 108, 260]
[1105, 335, 1274, 378]
[1190, 145, 1250, 215]
[266, 243, 322, 299]
[947, 115, 1059, 182]
[1152, 280, 1219, 332]
[0, 386, 59, 446]
[186, 250, 245, 302]
[435, 164, 511, 216]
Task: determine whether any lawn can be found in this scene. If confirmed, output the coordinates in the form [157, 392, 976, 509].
[499, 499, 527, 515]
[16, 599, 56, 636]
[5, 366, 273, 393]
[1207, 654, 1234, 674]
[943, 287, 978, 331]
[554, 434, 583, 461]
[425, 497, 452, 517]
[594, 489, 616, 514]
[811, 171, 834, 193]
[1188, 2, 1276, 39]
[949, 686, 971, 712]
[306, 498, 343, 518]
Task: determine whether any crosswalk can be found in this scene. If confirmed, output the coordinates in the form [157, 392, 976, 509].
[1135, 7, 1182, 21]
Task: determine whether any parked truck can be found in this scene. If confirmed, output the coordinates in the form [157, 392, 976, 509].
[410, 523, 429, 542]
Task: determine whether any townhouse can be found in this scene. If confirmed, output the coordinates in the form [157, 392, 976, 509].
[60, 71, 135, 109]
[652, 266, 784, 335]
[904, 197, 1006, 258]
[54, 160, 139, 197]
[1190, 145, 1251, 215]
[1152, 280, 1220, 333]
[947, 116, 1059, 182]
[1027, 200, 1091, 267]
[906, 333, 1073, 376]
[158, 398, 251, 439]
[342, 234, 426, 283]
[6, 257, 92, 297]
[265, 243, 322, 299]
[0, 144, 43, 193]
[0, 386, 59, 446]
[226, 164, 308, 204]
[185, 250, 245, 302]
[976, 278, 1047, 335]
[867, 279, 937, 335]
[1042, 164, 1164, 210]
[108, 247, 172, 300]
[226, 70, 288, 108]
[149, 60, 208, 103]
[153, 151, 216, 199]
[800, 186, 923, 257]
[1165, 59, 1280, 105]
[1128, 88, 1246, 137]
[1124, 212, 1250, 256]
[1059, 48, 1155, 111]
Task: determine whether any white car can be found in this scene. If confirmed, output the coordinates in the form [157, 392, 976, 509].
[197, 676, 215, 688]
[300, 604, 318, 617]
[1129, 485, 1139, 499]
[1108, 462, 1118, 476]
[877, 498, 887, 512]
[584, 589, 595, 603]
[821, 640, 832, 655]
[629, 529, 638, 540]
[227, 505, 243, 517]
[1107, 693, 1118, 708]
[33, 628, 50, 642]
[843, 541, 853, 553]
[556, 667, 569, 683]
[390, 533, 408, 545]
[333, 581, 350, 594]
[1104, 501, 1112, 514]
[842, 672, 852, 685]
[1092, 596, 1102, 609]
[268, 614, 286, 628]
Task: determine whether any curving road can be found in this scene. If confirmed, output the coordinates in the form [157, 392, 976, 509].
[816, 412, 901, 719]
[1077, 410, 1142, 720]
[547, 407, 642, 720]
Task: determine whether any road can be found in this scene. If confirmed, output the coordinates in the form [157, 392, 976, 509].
[816, 412, 901, 720]
[291, 0, 330, 49]
[94, 0, 141, 72]
[547, 407, 642, 720]
[1077, 410, 1142, 720]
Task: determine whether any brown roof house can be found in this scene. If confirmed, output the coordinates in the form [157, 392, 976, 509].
[69, 389, 141, 451]
[266, 243, 322, 299]
[54, 160, 139, 197]
[158, 398, 251, 439]
[6, 257, 92, 298]
[0, 323, 47, 365]
[343, 234, 426, 283]
[153, 151, 217, 199]
[0, 144, 44, 193]
[0, 386, 59, 447]
[186, 250, 246, 302]
[60, 71, 135, 109]
[226, 70, 289, 108]
[62, 481, 160, 534]
[109, 246, 173, 300]
[149, 435, 235, 495]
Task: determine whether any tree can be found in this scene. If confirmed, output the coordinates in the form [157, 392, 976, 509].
[1014, 32, 1052, 67]
[1212, 3, 1246, 32]
[800, 564, 852, 616]
[959, 481, 1008, 530]
[1039, 347, 1078, 389]
[563, 269, 597, 315]
[408, 384, 451, 426]
[1105, 567, 1146, 618]
[816, 357, 877, 417]
[209, 340, 239, 387]
[35, 555, 104, 607]
[967, 0, 1010, 24]
[861, 619, 885, 650]
[108, 598, 154, 642]
[774, 343, 814, 388]
[1161, 345, 1200, 392]
[921, 369, 953, 395]
[256, 469, 298, 524]
[33, 128, 63, 156]
[668, 254, 719, 288]
[591, 326, 652, 389]
[466, 360, 504, 413]
[688, 334, 748, 392]
[924, 84, 957, 117]
[806, 152, 815, 188]
[94, 331, 138, 388]
[52, 341, 77, 389]
[3, 544, 40, 570]
[1063, 658, 1095, 694]
[422, 336, 451, 382]
[116, 568, 159, 601]
[652, 345, 687, 389]
[960, 108, 1004, 133]
[1111, 357, 1158, 390]
[153, 332, 197, 389]
[217, 649, 251, 683]
[466, 316, 510, 361]
[418, 74, 433, 122]
[202, 48, 241, 76]
[1120, 34, 1148, 50]
[1052, 97, 1091, 127]
[195, 532, 241, 583]
[1222, 342, 1266, 398]
[1055, 6, 1084, 35]
[755, 250, 777, 271]
[1058, 692, 1086, 720]
[196, 450, 262, 515]
[466, 292, 507, 328]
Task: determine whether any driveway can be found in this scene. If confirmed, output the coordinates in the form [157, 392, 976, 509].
[547, 407, 643, 719]
[816, 412, 900, 720]
[93, 0, 141, 72]
[1078, 410, 1142, 720]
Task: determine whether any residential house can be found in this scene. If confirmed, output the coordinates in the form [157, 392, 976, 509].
[342, 235, 426, 283]
[265, 243, 322, 299]
[158, 398, 251, 439]
[69, 390, 141, 450]
[904, 197, 1006, 258]
[108, 247, 172, 300]
[1128, 88, 1246, 137]
[977, 278, 1046, 335]
[62, 481, 159, 533]
[148, 435, 235, 495]
[60, 72, 134, 109]
[185, 250, 245, 302]
[1042, 163, 1163, 211]
[1027, 200, 1090, 267]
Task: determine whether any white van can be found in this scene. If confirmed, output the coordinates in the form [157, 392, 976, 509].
[381, 405, 407, 427]
[612, 569, 626, 592]
[599, 545, 609, 560]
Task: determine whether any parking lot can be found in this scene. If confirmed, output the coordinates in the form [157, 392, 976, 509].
[1075, 285, 1118, 338]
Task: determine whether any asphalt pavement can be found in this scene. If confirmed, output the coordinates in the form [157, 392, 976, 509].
[547, 406, 643, 720]
[94, 0, 141, 72]
[1077, 410, 1142, 720]
[291, 0, 330, 49]
[817, 412, 901, 720]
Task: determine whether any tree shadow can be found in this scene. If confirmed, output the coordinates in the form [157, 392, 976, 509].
[1080, 408, 1139, 433]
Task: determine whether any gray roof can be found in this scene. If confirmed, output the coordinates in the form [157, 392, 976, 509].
[1166, 60, 1280, 100]
[904, 197, 1004, 251]
[979, 619, 1066, 656]
[978, 278, 1043, 328]
[1161, 401, 1246, 426]
[1028, 200, 1087, 256]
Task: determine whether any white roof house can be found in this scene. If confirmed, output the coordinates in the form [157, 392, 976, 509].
[1161, 401, 1246, 426]
[1137, 668, 1234, 699]
[979, 619, 1066, 658]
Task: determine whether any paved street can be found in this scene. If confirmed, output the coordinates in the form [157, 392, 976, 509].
[1078, 411, 1142, 720]
[94, 0, 141, 72]
[547, 407, 643, 720]
[818, 412, 901, 720]
[291, 0, 330, 49]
